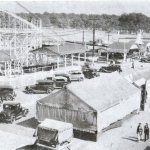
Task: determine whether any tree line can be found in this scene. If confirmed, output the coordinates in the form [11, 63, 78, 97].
[17, 12, 150, 33]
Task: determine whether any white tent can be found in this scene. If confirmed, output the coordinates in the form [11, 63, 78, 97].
[130, 44, 139, 50]
[36, 72, 141, 135]
[135, 33, 143, 45]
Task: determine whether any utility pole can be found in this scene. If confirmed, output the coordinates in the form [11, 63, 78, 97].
[89, 17, 101, 63]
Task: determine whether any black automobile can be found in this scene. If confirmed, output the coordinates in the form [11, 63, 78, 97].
[46, 76, 68, 88]
[0, 85, 16, 101]
[25, 80, 54, 94]
[83, 68, 100, 79]
[25, 77, 68, 94]
[54, 73, 71, 83]
[140, 56, 150, 62]
[99, 64, 122, 73]
[0, 102, 29, 123]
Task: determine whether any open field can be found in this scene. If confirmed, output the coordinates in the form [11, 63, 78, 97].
[43, 28, 150, 43]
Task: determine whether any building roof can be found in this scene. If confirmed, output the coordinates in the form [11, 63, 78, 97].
[32, 43, 88, 56]
[108, 41, 136, 53]
[0, 50, 17, 61]
[38, 118, 73, 132]
[38, 72, 140, 112]
[31, 47, 59, 56]
[0, 130, 35, 150]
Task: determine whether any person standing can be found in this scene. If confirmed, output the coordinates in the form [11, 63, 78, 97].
[144, 123, 149, 142]
[137, 123, 143, 142]
[132, 60, 134, 69]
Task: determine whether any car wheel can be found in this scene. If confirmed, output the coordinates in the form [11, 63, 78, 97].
[10, 116, 15, 123]
[93, 74, 96, 78]
[47, 88, 52, 94]
[23, 109, 28, 117]
[28, 89, 33, 94]
[0, 114, 5, 121]
[63, 84, 66, 88]
[5, 95, 13, 101]
[79, 77, 84, 81]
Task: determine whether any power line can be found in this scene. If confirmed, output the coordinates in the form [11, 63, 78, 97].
[89, 17, 101, 62]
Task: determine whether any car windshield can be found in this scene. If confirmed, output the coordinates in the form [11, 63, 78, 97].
[3, 104, 16, 110]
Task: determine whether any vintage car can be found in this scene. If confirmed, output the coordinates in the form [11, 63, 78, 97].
[25, 80, 55, 94]
[99, 64, 122, 73]
[0, 85, 17, 101]
[0, 102, 29, 123]
[46, 76, 68, 88]
[140, 55, 150, 62]
[25, 77, 68, 94]
[35, 119, 73, 150]
[54, 73, 71, 83]
[83, 68, 100, 79]
[68, 70, 85, 81]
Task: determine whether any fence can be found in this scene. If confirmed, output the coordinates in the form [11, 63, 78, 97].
[0, 64, 82, 88]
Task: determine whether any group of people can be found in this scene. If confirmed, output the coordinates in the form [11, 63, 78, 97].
[137, 123, 149, 142]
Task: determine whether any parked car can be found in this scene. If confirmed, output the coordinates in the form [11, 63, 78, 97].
[54, 73, 71, 83]
[83, 68, 100, 79]
[68, 70, 85, 81]
[46, 76, 68, 88]
[25, 80, 54, 94]
[140, 56, 150, 62]
[99, 64, 122, 73]
[0, 85, 16, 101]
[0, 102, 29, 123]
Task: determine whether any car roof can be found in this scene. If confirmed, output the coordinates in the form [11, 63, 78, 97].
[3, 102, 20, 105]
[55, 73, 69, 76]
[37, 80, 53, 83]
[54, 76, 67, 80]
[0, 85, 13, 89]
[69, 70, 82, 73]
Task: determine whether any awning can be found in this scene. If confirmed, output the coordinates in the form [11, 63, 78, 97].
[134, 78, 146, 87]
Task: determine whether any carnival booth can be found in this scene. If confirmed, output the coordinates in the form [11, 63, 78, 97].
[35, 118, 73, 150]
[36, 72, 141, 141]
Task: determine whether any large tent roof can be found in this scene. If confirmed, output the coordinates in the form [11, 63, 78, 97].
[67, 72, 140, 111]
[38, 72, 140, 112]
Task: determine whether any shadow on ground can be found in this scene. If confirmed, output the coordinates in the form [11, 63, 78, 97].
[144, 147, 150, 150]
[17, 117, 38, 129]
[122, 136, 138, 143]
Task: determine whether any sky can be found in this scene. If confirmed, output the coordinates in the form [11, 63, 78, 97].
[0, 0, 150, 16]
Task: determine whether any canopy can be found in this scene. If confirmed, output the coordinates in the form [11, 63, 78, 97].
[130, 44, 139, 50]
[37, 119, 73, 144]
[39, 118, 73, 132]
